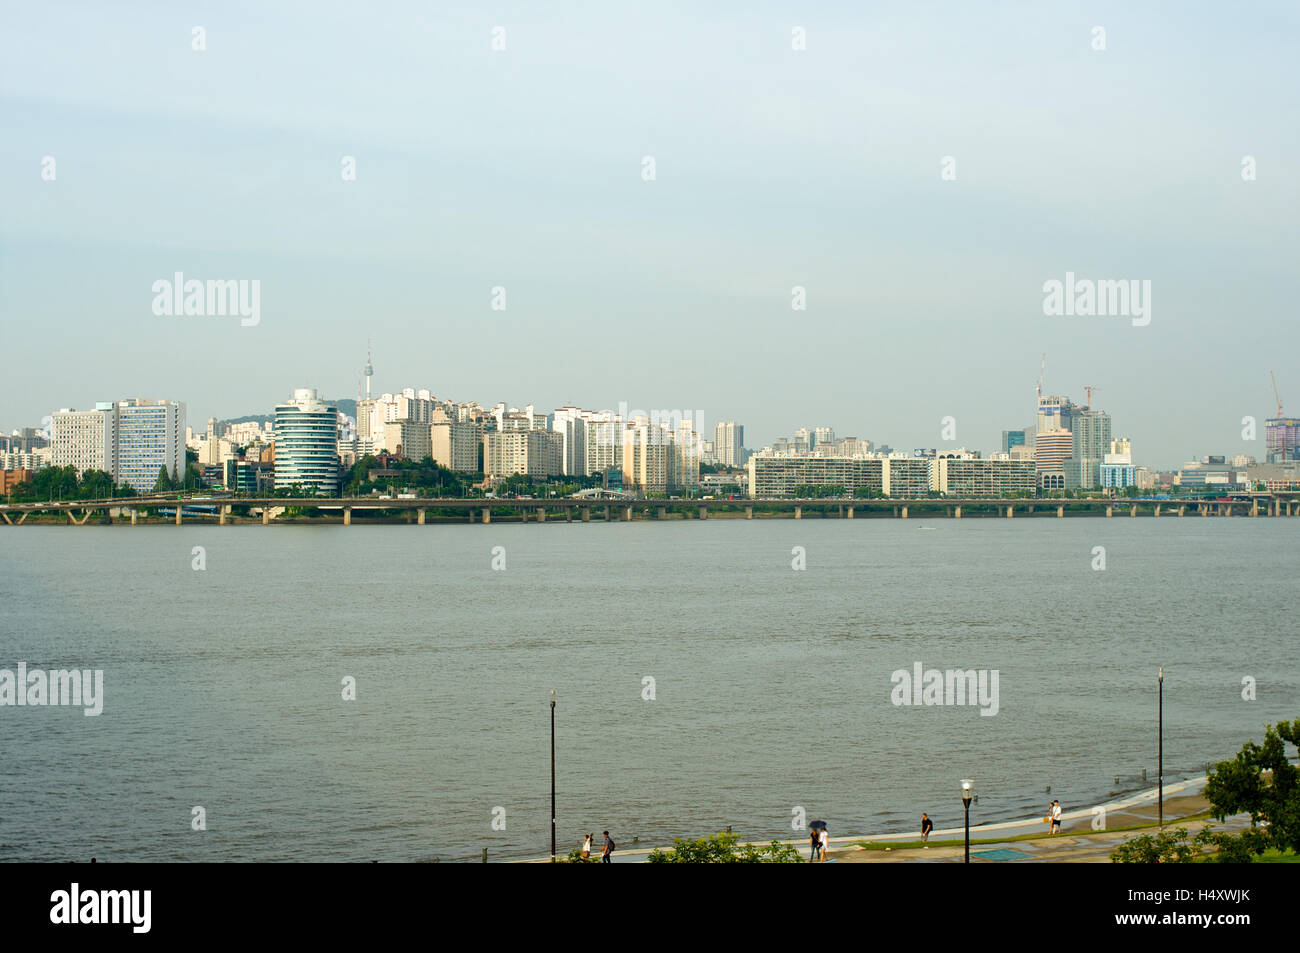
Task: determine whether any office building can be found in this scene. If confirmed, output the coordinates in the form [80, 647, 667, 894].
[273, 388, 341, 494]
[714, 421, 746, 468]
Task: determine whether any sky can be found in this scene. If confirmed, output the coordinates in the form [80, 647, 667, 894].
[2, 1, 1297, 469]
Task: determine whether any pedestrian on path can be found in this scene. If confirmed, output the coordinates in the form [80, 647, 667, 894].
[582, 833, 592, 860]
[1050, 800, 1062, 834]
[601, 830, 614, 863]
[818, 826, 829, 862]
[920, 813, 933, 843]
[809, 829, 820, 863]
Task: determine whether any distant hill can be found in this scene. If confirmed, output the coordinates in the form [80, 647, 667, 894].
[223, 398, 357, 426]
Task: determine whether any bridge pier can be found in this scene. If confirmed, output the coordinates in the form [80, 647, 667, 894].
[745, 505, 753, 520]
[794, 506, 801, 520]
[603, 506, 611, 522]
[343, 507, 352, 526]
[219, 505, 228, 526]
[537, 508, 546, 523]
[658, 506, 668, 520]
[954, 506, 961, 519]
[175, 506, 182, 526]
[417, 508, 426, 525]
[1057, 505, 1064, 518]
[1224, 504, 1232, 517]
[846, 506, 854, 519]
[1130, 504, 1137, 517]
[1202, 504, 1209, 517]
[1178, 505, 1185, 517]
[699, 506, 708, 520]
[581, 507, 590, 523]
[482, 507, 491, 524]
[623, 506, 633, 521]
[1155, 503, 1161, 517]
[1005, 505, 1013, 519]
[263, 508, 270, 525]
[1105, 505, 1113, 518]
[901, 506, 908, 519]
[131, 509, 138, 525]
[566, 507, 573, 522]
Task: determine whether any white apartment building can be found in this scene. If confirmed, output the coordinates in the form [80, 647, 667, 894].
[551, 406, 588, 476]
[430, 409, 482, 473]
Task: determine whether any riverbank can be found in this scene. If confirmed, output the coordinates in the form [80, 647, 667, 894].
[522, 776, 1250, 864]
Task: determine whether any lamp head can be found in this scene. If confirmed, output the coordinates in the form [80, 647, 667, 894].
[961, 779, 974, 804]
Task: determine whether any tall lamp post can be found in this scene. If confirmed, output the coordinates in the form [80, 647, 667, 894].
[1157, 668, 1164, 828]
[550, 690, 557, 862]
[961, 779, 974, 864]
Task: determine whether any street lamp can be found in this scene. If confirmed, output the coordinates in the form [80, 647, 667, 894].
[961, 779, 974, 863]
[550, 690, 557, 863]
[1157, 668, 1164, 828]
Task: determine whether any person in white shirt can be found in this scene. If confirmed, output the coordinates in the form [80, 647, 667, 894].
[1050, 800, 1062, 834]
[818, 827, 829, 862]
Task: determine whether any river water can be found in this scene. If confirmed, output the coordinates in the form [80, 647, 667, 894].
[0, 517, 1295, 861]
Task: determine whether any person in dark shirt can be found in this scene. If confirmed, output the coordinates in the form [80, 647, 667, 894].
[809, 828, 821, 862]
[601, 830, 614, 863]
[921, 813, 933, 842]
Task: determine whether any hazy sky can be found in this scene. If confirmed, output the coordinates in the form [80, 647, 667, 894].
[2, 1, 1297, 468]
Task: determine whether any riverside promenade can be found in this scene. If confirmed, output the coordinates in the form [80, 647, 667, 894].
[524, 776, 1249, 864]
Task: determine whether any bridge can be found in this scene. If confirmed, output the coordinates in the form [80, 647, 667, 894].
[2, 492, 1298, 525]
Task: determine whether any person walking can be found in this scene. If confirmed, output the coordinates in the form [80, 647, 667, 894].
[1050, 800, 1062, 835]
[818, 826, 829, 862]
[581, 833, 592, 860]
[920, 813, 933, 844]
[601, 830, 614, 863]
[808, 828, 820, 863]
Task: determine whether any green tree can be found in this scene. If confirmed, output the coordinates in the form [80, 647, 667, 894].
[1109, 827, 1195, 864]
[647, 831, 804, 863]
[1202, 719, 1300, 857]
[152, 465, 176, 492]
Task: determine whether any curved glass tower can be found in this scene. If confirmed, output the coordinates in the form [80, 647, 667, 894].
[273, 388, 340, 494]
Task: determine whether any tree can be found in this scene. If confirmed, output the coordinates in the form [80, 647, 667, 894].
[1110, 827, 1195, 864]
[152, 466, 176, 493]
[1203, 719, 1300, 856]
[647, 831, 803, 863]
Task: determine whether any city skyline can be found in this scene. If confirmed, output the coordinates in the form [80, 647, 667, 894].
[5, 360, 1293, 473]
[3, 3, 1298, 468]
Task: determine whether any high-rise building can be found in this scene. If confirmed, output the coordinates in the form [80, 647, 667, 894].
[50, 399, 187, 492]
[383, 419, 432, 462]
[582, 411, 623, 476]
[1066, 409, 1112, 489]
[430, 409, 481, 473]
[273, 388, 340, 494]
[50, 405, 116, 477]
[1035, 429, 1073, 490]
[714, 421, 746, 468]
[115, 399, 187, 491]
[1266, 417, 1299, 463]
[622, 420, 670, 493]
[483, 429, 561, 479]
[551, 407, 588, 476]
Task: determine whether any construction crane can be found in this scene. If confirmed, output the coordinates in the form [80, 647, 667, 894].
[1083, 385, 1100, 409]
[1271, 370, 1283, 418]
[1036, 353, 1046, 400]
